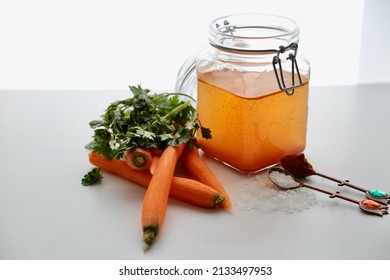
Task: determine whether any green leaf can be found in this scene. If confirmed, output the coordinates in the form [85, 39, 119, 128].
[159, 133, 173, 141]
[84, 141, 94, 150]
[87, 85, 211, 156]
[89, 120, 104, 129]
[81, 168, 103, 186]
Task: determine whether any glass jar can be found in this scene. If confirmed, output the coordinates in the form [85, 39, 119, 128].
[175, 13, 310, 173]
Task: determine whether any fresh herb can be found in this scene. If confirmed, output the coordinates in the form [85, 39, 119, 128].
[81, 167, 103, 186]
[88, 85, 211, 159]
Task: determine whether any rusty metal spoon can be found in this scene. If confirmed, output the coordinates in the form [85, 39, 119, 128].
[280, 154, 390, 205]
[267, 167, 388, 217]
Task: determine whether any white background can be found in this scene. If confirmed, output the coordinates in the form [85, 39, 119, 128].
[0, 0, 389, 91]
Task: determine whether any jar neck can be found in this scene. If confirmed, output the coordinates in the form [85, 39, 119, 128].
[208, 14, 300, 53]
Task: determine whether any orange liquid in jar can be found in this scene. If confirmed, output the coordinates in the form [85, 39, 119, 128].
[196, 69, 309, 173]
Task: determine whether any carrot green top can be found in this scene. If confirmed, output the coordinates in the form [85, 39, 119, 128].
[88, 85, 211, 159]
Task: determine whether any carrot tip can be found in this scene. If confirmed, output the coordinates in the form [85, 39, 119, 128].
[214, 195, 225, 208]
[143, 228, 156, 248]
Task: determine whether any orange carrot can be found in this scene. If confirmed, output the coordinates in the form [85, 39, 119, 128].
[124, 147, 152, 170]
[142, 143, 186, 247]
[180, 146, 232, 210]
[171, 177, 224, 208]
[149, 156, 160, 175]
[88, 152, 224, 209]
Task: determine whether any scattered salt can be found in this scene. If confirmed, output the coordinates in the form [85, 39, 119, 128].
[232, 171, 317, 214]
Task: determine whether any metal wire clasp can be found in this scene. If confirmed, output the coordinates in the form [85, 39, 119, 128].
[272, 43, 302, 96]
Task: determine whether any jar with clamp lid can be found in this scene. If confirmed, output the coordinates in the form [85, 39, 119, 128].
[175, 13, 310, 173]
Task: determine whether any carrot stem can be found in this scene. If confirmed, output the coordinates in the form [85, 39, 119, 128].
[124, 147, 152, 170]
[142, 143, 186, 247]
[180, 146, 232, 210]
[161, 100, 191, 121]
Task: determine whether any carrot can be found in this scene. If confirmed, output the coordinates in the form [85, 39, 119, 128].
[180, 146, 232, 210]
[90, 152, 152, 187]
[124, 147, 152, 170]
[141, 143, 186, 247]
[149, 156, 160, 175]
[88, 152, 224, 209]
[171, 177, 224, 208]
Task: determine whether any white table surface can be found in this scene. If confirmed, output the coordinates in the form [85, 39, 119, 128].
[1, 84, 389, 260]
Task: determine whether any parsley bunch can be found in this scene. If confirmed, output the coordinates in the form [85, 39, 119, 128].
[89, 85, 211, 159]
